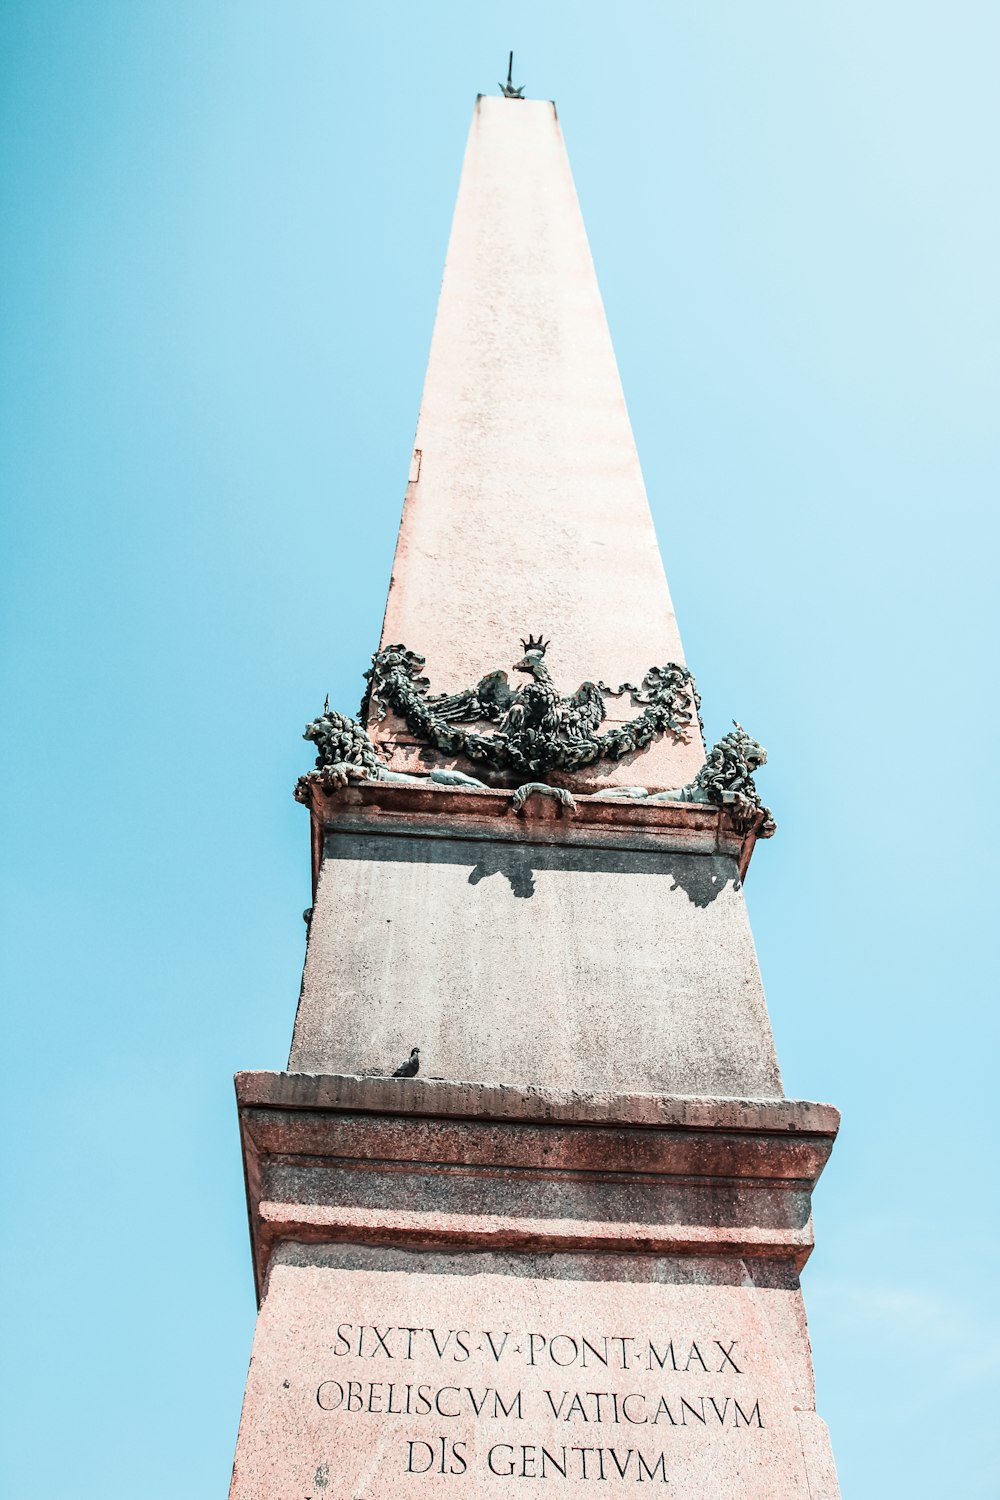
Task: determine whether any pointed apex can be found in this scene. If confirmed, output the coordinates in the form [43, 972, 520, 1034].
[499, 50, 525, 99]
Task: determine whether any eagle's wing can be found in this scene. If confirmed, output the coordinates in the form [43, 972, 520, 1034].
[424, 685, 482, 722]
[566, 680, 607, 735]
[471, 670, 515, 722]
[426, 670, 514, 723]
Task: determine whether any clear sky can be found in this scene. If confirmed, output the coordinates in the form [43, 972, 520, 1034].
[1, 3, 997, 1496]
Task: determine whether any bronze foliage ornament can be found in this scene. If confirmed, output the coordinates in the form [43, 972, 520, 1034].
[294, 639, 773, 837]
[293, 705, 489, 803]
[677, 723, 776, 835]
[602, 722, 776, 836]
[360, 639, 702, 776]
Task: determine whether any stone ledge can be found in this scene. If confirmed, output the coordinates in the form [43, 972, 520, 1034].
[236, 1073, 838, 1301]
[236, 1071, 840, 1137]
[255, 1200, 816, 1261]
[306, 782, 766, 881]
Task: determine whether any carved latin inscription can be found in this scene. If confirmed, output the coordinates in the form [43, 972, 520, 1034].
[231, 1267, 814, 1499]
[310, 1321, 764, 1486]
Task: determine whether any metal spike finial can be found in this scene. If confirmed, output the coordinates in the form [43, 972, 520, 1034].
[499, 51, 525, 99]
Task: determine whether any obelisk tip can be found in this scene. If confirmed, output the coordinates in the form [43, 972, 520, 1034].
[499, 50, 525, 99]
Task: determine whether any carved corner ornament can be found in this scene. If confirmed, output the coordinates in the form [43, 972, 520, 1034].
[294, 639, 773, 837]
[654, 723, 776, 837]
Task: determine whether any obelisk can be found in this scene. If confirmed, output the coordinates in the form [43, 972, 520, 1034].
[230, 91, 840, 1499]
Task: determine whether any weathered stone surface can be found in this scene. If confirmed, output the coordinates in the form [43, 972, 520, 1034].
[290, 829, 782, 1097]
[229, 1250, 838, 1499]
[235, 1072, 839, 1134]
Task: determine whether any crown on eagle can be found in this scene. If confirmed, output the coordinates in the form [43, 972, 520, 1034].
[520, 633, 550, 655]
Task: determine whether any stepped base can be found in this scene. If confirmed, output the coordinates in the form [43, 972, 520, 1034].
[229, 1074, 840, 1499]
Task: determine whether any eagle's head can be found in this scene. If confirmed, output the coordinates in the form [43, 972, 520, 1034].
[514, 649, 546, 676]
[514, 633, 551, 677]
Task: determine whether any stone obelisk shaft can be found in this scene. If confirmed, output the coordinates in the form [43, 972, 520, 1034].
[230, 94, 840, 1500]
[375, 95, 701, 791]
[289, 93, 781, 1097]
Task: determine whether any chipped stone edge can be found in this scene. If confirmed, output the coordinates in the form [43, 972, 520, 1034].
[234, 1070, 840, 1138]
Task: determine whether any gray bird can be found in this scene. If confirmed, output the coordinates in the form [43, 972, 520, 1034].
[392, 1046, 420, 1078]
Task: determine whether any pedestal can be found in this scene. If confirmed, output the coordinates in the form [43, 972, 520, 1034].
[230, 1074, 839, 1498]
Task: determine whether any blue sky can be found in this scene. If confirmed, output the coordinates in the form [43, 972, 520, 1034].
[1, 3, 997, 1496]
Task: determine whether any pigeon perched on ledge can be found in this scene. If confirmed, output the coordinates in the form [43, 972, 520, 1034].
[392, 1047, 420, 1078]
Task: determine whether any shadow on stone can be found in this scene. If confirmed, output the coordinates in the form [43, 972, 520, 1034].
[669, 858, 739, 908]
[277, 1242, 804, 1291]
[468, 845, 537, 898]
[326, 832, 740, 907]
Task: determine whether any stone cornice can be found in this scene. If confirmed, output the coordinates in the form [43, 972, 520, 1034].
[236, 1072, 839, 1303]
[304, 783, 769, 895]
[236, 1071, 839, 1135]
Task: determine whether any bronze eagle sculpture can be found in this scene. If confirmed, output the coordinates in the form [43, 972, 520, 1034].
[361, 636, 700, 776]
